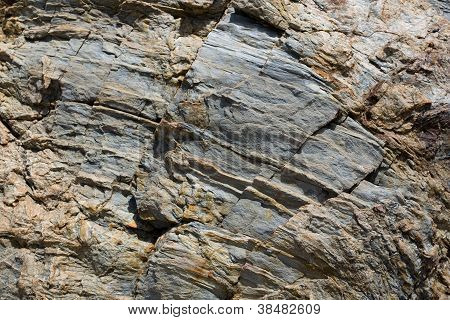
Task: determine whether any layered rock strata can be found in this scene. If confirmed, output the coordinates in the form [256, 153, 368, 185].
[0, 0, 448, 299]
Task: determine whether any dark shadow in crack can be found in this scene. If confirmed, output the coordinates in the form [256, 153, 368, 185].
[127, 196, 174, 243]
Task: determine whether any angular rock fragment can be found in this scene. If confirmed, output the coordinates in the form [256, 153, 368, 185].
[288, 117, 384, 193]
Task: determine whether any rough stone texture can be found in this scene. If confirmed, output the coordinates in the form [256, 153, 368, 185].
[0, 0, 448, 299]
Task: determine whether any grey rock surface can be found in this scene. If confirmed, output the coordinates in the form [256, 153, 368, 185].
[0, 0, 449, 299]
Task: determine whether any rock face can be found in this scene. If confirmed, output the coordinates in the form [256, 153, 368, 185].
[0, 0, 448, 299]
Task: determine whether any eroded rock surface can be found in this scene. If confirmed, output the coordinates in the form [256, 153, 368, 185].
[0, 0, 448, 299]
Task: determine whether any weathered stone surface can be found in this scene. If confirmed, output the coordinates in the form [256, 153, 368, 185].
[0, 0, 448, 299]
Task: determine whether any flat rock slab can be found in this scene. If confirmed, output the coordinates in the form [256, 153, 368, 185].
[171, 11, 341, 163]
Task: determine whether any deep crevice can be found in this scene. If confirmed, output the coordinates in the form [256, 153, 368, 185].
[0, 114, 20, 139]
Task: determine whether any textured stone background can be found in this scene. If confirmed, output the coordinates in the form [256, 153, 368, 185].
[0, 0, 448, 299]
